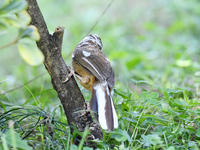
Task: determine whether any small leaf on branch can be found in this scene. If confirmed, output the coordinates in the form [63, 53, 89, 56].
[0, 21, 7, 31]
[18, 40, 44, 66]
[18, 25, 40, 41]
[16, 10, 31, 26]
[0, 0, 27, 14]
[0, 0, 10, 9]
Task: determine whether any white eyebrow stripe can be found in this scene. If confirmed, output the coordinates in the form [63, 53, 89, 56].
[81, 36, 96, 43]
[82, 57, 101, 77]
[82, 51, 91, 57]
[77, 41, 90, 47]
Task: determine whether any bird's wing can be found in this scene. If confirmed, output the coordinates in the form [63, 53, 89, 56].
[72, 46, 115, 89]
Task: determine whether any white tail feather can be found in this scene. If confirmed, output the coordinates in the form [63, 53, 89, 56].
[93, 81, 118, 130]
[94, 81, 108, 129]
[110, 92, 118, 128]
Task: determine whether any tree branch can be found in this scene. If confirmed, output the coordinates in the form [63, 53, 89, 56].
[26, 0, 102, 144]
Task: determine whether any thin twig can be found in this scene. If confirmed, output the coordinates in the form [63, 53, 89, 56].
[0, 72, 46, 95]
[0, 79, 9, 85]
[84, 0, 115, 37]
[0, 39, 18, 49]
[63, 0, 115, 60]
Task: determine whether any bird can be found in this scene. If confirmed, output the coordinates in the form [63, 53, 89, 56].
[71, 34, 118, 131]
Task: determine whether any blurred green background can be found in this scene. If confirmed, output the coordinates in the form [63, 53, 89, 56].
[1, 0, 200, 109]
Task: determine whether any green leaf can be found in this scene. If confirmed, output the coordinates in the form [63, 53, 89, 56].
[144, 118, 157, 125]
[154, 126, 168, 135]
[187, 141, 198, 149]
[1, 10, 31, 28]
[114, 89, 130, 100]
[131, 79, 149, 84]
[1, 134, 9, 150]
[18, 25, 40, 41]
[196, 127, 200, 137]
[122, 103, 129, 111]
[174, 99, 188, 107]
[148, 98, 158, 104]
[120, 129, 132, 143]
[18, 41, 44, 66]
[16, 10, 31, 27]
[0, 101, 6, 112]
[111, 134, 127, 142]
[2, 14, 21, 27]
[111, 129, 132, 143]
[163, 91, 169, 99]
[150, 92, 159, 99]
[141, 91, 149, 100]
[0, 0, 27, 14]
[176, 86, 187, 91]
[197, 140, 200, 146]
[167, 146, 175, 150]
[122, 117, 137, 123]
[0, 20, 7, 31]
[4, 129, 32, 150]
[0, 0, 10, 9]
[166, 88, 180, 94]
[70, 145, 78, 150]
[142, 134, 163, 146]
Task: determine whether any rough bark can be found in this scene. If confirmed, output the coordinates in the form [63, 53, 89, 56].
[26, 0, 103, 144]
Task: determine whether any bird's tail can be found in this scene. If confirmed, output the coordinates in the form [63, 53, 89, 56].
[90, 81, 118, 131]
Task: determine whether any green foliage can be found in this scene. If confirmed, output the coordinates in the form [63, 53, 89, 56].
[1, 0, 200, 149]
[1, 127, 32, 150]
[0, 0, 43, 66]
[0, 106, 73, 149]
[18, 40, 43, 66]
[110, 81, 200, 149]
[18, 25, 40, 40]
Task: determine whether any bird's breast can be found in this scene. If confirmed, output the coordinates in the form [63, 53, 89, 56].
[72, 60, 95, 91]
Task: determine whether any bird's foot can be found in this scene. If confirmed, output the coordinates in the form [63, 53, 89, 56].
[62, 66, 75, 83]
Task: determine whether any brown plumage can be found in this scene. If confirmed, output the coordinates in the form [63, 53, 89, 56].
[72, 34, 118, 131]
